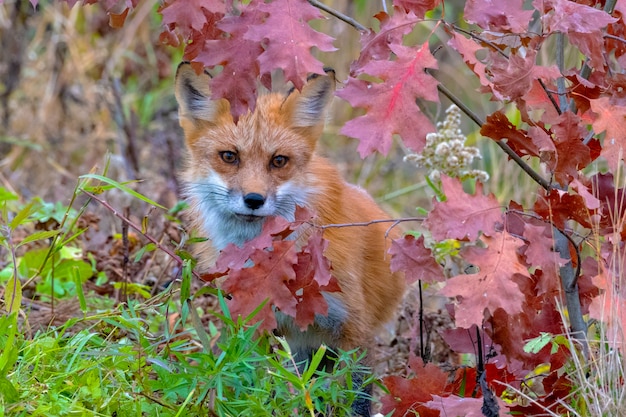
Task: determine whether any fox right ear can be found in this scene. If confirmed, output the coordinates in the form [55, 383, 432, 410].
[174, 62, 229, 124]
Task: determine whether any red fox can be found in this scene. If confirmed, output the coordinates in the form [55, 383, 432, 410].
[174, 62, 405, 416]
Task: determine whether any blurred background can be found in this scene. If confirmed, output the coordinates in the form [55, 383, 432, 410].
[0, 0, 541, 221]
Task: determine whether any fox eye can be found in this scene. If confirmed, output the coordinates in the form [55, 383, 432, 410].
[271, 155, 288, 168]
[220, 151, 238, 164]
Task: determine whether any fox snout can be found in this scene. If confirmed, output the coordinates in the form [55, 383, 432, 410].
[243, 192, 265, 210]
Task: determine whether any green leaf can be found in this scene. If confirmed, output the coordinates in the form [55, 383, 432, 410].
[0, 187, 18, 203]
[73, 266, 87, 313]
[181, 259, 192, 300]
[523, 332, 552, 354]
[4, 278, 22, 314]
[0, 375, 18, 402]
[79, 174, 166, 209]
[9, 201, 37, 229]
[134, 243, 156, 262]
[16, 229, 61, 248]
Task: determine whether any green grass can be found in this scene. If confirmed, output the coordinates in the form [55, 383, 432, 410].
[0, 179, 373, 417]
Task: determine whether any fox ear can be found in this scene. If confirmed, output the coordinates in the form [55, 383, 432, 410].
[175, 62, 229, 124]
[286, 68, 336, 128]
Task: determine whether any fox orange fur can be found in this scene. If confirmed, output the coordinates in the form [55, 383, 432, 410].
[175, 63, 405, 416]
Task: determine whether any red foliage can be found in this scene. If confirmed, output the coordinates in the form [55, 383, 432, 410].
[70, 0, 626, 414]
[204, 209, 339, 332]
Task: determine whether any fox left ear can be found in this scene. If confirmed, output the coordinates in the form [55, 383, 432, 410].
[286, 68, 336, 128]
[174, 62, 230, 125]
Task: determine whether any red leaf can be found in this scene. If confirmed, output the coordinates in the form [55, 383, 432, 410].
[108, 8, 129, 28]
[464, 0, 533, 32]
[480, 110, 540, 158]
[439, 232, 529, 328]
[338, 44, 438, 157]
[538, 0, 617, 34]
[426, 176, 503, 241]
[380, 355, 449, 416]
[288, 249, 340, 330]
[243, 0, 335, 90]
[589, 96, 626, 171]
[223, 240, 298, 331]
[447, 32, 490, 88]
[195, 9, 265, 118]
[534, 189, 593, 229]
[159, 0, 224, 39]
[522, 222, 567, 295]
[425, 394, 511, 417]
[389, 235, 444, 285]
[393, 0, 441, 18]
[351, 10, 420, 74]
[552, 111, 593, 184]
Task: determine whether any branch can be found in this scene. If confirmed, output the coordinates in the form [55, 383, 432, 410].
[80, 189, 203, 281]
[436, 83, 552, 191]
[307, 0, 367, 32]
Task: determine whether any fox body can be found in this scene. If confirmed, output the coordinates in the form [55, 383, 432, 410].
[175, 63, 405, 414]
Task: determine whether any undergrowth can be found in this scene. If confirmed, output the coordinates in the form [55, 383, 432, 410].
[0, 178, 371, 417]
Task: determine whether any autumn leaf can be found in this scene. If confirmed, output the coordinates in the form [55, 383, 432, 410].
[196, 9, 265, 118]
[439, 232, 529, 328]
[534, 188, 593, 229]
[480, 110, 540, 158]
[426, 176, 503, 241]
[223, 239, 298, 331]
[339, 43, 438, 157]
[351, 9, 420, 73]
[589, 96, 626, 171]
[538, 0, 617, 34]
[447, 32, 490, 89]
[393, 0, 441, 18]
[464, 0, 533, 33]
[389, 235, 444, 285]
[380, 355, 448, 416]
[159, 0, 224, 39]
[522, 222, 567, 295]
[425, 394, 511, 417]
[243, 0, 336, 90]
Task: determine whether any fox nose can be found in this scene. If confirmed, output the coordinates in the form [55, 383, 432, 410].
[243, 193, 265, 210]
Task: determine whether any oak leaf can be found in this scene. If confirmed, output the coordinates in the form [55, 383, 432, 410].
[243, 0, 335, 91]
[426, 176, 503, 241]
[339, 44, 438, 157]
[389, 235, 444, 285]
[464, 0, 533, 33]
[439, 232, 529, 328]
[589, 96, 626, 171]
[380, 355, 448, 416]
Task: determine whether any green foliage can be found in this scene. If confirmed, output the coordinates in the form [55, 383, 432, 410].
[0, 185, 371, 416]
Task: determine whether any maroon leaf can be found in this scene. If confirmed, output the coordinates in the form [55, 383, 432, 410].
[389, 235, 444, 285]
[243, 0, 335, 90]
[439, 232, 529, 328]
[380, 355, 449, 416]
[464, 0, 533, 32]
[426, 176, 503, 241]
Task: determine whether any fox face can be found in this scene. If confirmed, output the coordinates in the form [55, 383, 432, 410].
[175, 63, 335, 250]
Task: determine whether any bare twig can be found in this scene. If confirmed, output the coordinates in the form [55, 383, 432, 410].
[311, 216, 425, 230]
[308, 0, 367, 32]
[437, 83, 552, 191]
[80, 188, 202, 281]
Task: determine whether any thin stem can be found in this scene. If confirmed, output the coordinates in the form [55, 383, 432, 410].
[80, 189, 202, 281]
[307, 0, 367, 32]
[437, 83, 552, 191]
